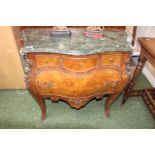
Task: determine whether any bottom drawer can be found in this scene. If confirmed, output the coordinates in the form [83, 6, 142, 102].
[34, 67, 124, 97]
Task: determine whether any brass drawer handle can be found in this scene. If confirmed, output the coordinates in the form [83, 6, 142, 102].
[111, 82, 116, 88]
[104, 80, 121, 88]
[38, 81, 54, 89]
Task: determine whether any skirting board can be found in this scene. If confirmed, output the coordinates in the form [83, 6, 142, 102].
[142, 66, 155, 87]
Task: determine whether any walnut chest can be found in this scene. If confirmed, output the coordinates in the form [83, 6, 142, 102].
[21, 28, 132, 120]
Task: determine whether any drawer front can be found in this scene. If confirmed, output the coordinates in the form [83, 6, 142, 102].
[101, 54, 122, 66]
[62, 57, 98, 72]
[34, 67, 123, 97]
[35, 55, 59, 68]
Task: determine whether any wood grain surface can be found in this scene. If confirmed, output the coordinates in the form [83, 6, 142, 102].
[25, 52, 130, 120]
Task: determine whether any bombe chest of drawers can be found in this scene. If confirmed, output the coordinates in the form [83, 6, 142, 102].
[21, 28, 132, 120]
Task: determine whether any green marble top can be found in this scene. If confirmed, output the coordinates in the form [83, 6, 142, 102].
[22, 28, 132, 55]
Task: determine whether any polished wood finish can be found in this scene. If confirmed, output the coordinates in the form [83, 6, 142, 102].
[131, 26, 137, 46]
[122, 38, 155, 118]
[24, 51, 130, 120]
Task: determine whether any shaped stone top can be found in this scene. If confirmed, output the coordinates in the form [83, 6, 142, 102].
[22, 28, 132, 55]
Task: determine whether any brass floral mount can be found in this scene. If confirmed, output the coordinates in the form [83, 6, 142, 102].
[51, 26, 71, 36]
[53, 26, 69, 31]
[86, 26, 104, 32]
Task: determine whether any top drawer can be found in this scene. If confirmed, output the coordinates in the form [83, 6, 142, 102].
[101, 54, 123, 66]
[35, 55, 59, 68]
[62, 56, 98, 72]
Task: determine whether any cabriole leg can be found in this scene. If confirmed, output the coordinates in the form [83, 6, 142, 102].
[105, 93, 120, 117]
[37, 97, 46, 121]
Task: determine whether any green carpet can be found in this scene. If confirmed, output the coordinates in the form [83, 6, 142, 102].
[0, 73, 154, 129]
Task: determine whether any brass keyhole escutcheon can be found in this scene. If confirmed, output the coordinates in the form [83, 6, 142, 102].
[109, 58, 114, 63]
[79, 63, 84, 67]
[44, 60, 48, 64]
